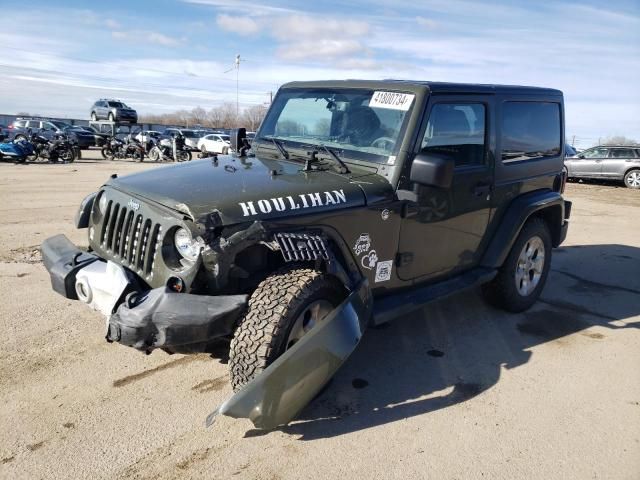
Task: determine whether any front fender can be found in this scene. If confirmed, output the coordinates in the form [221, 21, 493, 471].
[206, 279, 372, 430]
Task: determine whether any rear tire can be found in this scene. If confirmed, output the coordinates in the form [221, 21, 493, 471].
[229, 267, 345, 392]
[482, 217, 552, 313]
[624, 169, 640, 189]
[91, 112, 97, 121]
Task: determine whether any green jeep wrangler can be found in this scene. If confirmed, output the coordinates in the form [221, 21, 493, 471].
[42, 80, 571, 429]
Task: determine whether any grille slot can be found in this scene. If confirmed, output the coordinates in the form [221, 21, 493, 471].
[275, 232, 329, 262]
[98, 200, 161, 277]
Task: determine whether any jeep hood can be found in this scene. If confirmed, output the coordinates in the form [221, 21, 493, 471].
[106, 155, 388, 224]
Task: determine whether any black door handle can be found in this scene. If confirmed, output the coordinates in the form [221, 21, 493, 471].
[473, 183, 491, 196]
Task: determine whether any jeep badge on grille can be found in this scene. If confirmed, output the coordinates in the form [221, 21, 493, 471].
[127, 199, 140, 211]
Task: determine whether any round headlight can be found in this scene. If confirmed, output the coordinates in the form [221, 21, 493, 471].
[98, 193, 108, 214]
[174, 228, 201, 261]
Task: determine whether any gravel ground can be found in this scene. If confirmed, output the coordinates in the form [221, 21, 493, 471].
[0, 151, 638, 479]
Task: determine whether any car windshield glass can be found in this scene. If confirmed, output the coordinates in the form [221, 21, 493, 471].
[219, 135, 230, 141]
[51, 121, 70, 129]
[181, 130, 196, 137]
[108, 102, 125, 108]
[257, 88, 415, 164]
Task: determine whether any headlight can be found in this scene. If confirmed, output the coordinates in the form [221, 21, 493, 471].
[98, 193, 108, 214]
[174, 228, 201, 261]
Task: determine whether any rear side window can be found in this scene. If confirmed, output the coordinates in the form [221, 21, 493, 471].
[609, 148, 635, 158]
[13, 120, 27, 128]
[501, 102, 561, 162]
[421, 103, 486, 166]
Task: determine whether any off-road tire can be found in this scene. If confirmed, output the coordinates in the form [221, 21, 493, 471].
[624, 169, 640, 189]
[229, 267, 344, 392]
[482, 217, 552, 313]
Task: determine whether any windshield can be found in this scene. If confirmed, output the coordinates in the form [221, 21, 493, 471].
[181, 129, 196, 137]
[257, 88, 415, 163]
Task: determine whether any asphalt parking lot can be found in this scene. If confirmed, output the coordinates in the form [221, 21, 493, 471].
[1, 150, 639, 479]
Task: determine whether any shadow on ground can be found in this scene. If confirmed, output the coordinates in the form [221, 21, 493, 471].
[264, 244, 640, 440]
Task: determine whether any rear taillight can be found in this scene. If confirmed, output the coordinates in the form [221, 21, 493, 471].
[8, 125, 14, 129]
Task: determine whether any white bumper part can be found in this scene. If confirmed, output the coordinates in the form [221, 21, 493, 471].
[75, 260, 130, 317]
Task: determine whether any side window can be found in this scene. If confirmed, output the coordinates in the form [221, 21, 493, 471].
[583, 147, 608, 158]
[14, 120, 27, 128]
[609, 148, 634, 158]
[420, 103, 486, 167]
[501, 102, 561, 161]
[26, 121, 40, 129]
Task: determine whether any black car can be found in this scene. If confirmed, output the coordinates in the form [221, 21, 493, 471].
[42, 80, 571, 430]
[90, 99, 138, 123]
[62, 126, 98, 149]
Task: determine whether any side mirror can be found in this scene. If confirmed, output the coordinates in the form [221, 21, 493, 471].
[230, 128, 249, 156]
[578, 154, 585, 159]
[410, 152, 455, 188]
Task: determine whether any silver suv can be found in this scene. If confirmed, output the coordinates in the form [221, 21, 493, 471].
[564, 146, 640, 188]
[90, 99, 137, 123]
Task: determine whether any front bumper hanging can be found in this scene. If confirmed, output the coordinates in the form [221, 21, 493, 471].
[41, 234, 248, 354]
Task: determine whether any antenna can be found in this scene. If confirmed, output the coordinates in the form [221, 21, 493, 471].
[224, 54, 241, 125]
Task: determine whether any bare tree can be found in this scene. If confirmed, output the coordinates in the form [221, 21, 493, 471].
[139, 103, 268, 130]
[601, 136, 639, 146]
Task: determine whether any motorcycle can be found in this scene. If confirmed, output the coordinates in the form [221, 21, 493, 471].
[0, 138, 32, 163]
[148, 135, 190, 162]
[101, 134, 144, 162]
[29, 132, 77, 163]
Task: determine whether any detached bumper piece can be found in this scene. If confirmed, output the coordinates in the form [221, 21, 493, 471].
[207, 280, 372, 430]
[42, 234, 99, 299]
[108, 288, 248, 354]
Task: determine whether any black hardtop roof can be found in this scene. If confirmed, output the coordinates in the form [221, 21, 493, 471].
[281, 79, 562, 96]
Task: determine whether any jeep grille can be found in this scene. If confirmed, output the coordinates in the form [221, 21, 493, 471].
[275, 232, 329, 262]
[100, 199, 162, 277]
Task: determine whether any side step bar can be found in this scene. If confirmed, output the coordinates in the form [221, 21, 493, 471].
[373, 267, 497, 325]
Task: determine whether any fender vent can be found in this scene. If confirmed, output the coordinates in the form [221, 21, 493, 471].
[275, 233, 329, 262]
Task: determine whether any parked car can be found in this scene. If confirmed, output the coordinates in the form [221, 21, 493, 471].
[163, 128, 203, 150]
[62, 125, 98, 149]
[9, 118, 92, 150]
[564, 145, 640, 188]
[197, 133, 231, 154]
[0, 123, 7, 141]
[90, 99, 138, 123]
[42, 79, 571, 430]
[135, 130, 162, 144]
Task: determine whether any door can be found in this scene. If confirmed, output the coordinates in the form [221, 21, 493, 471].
[602, 148, 636, 178]
[571, 147, 608, 177]
[397, 97, 493, 281]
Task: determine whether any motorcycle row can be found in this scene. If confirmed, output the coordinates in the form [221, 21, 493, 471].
[0, 128, 203, 164]
[101, 130, 193, 163]
[0, 130, 79, 163]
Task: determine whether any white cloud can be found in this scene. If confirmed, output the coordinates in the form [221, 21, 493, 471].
[270, 15, 369, 41]
[277, 39, 366, 61]
[416, 16, 437, 28]
[105, 19, 121, 29]
[112, 30, 182, 47]
[216, 14, 260, 35]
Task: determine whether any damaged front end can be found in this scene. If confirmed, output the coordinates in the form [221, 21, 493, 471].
[207, 280, 372, 430]
[41, 234, 248, 354]
[107, 288, 246, 354]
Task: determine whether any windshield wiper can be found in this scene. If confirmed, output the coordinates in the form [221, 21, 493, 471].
[316, 144, 350, 174]
[262, 136, 289, 159]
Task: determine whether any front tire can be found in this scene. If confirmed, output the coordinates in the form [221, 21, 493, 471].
[229, 267, 344, 392]
[482, 217, 552, 313]
[108, 113, 115, 122]
[624, 169, 640, 189]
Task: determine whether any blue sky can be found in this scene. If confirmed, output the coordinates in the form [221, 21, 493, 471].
[0, 0, 638, 147]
